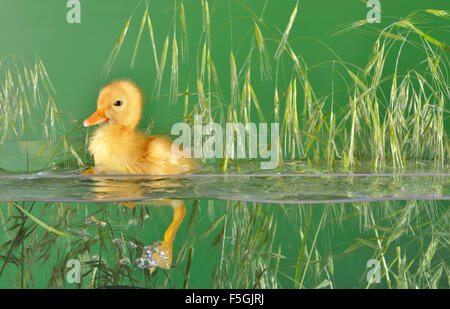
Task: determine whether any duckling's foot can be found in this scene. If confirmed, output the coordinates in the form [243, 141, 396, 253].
[136, 240, 171, 272]
[120, 202, 137, 209]
[134, 201, 184, 272]
[81, 167, 96, 175]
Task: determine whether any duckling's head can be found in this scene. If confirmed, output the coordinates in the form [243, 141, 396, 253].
[83, 80, 144, 129]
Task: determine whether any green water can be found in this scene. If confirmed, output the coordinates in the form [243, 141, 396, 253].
[0, 0, 449, 288]
[0, 194, 448, 288]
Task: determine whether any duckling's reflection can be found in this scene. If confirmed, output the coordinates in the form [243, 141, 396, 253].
[86, 172, 187, 271]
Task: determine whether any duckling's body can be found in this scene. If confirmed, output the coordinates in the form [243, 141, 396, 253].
[89, 123, 195, 175]
[83, 79, 195, 270]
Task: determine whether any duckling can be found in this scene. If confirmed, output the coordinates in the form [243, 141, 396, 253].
[83, 79, 196, 270]
[83, 80, 196, 175]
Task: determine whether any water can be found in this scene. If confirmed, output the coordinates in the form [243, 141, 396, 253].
[0, 144, 448, 288]
[1, 161, 448, 203]
[3, 150, 447, 288]
[1, 161, 449, 288]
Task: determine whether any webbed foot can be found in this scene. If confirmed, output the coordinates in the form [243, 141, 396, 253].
[136, 240, 171, 272]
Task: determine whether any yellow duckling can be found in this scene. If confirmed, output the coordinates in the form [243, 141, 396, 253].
[83, 79, 197, 270]
[83, 79, 196, 175]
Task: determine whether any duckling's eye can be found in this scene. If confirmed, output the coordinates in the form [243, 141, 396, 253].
[113, 100, 123, 107]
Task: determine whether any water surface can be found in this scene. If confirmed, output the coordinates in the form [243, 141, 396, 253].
[1, 161, 448, 204]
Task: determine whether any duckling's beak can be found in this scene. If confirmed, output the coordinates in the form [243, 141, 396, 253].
[83, 109, 108, 127]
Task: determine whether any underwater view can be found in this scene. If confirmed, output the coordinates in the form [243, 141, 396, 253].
[0, 0, 448, 290]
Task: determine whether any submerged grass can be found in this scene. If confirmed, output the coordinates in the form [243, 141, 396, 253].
[0, 1, 448, 288]
[0, 195, 448, 288]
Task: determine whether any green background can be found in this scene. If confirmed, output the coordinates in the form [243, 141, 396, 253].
[1, 0, 447, 133]
[0, 0, 448, 289]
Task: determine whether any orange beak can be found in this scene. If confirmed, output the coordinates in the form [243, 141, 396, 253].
[83, 109, 108, 127]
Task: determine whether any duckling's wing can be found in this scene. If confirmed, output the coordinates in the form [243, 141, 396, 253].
[144, 136, 197, 174]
